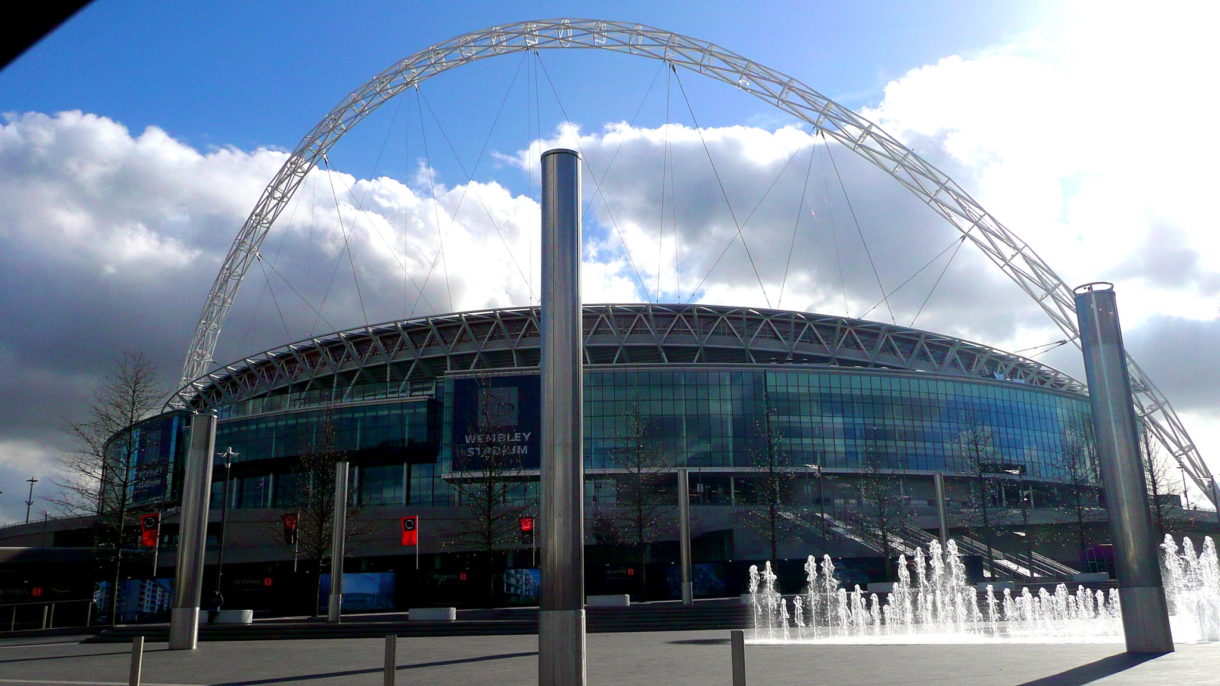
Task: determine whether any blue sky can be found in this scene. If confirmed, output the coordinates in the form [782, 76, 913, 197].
[2, 1, 1048, 174]
[2, 1, 1218, 520]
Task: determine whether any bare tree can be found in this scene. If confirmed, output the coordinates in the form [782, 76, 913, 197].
[742, 401, 799, 563]
[53, 351, 165, 625]
[447, 445, 530, 606]
[588, 505, 624, 549]
[1056, 419, 1096, 567]
[1141, 425, 1176, 539]
[854, 452, 912, 581]
[954, 420, 1000, 580]
[288, 409, 358, 616]
[609, 407, 671, 600]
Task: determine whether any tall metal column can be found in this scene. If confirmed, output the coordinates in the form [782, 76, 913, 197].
[328, 461, 349, 623]
[933, 472, 948, 548]
[169, 412, 216, 650]
[1075, 282, 1174, 653]
[678, 468, 693, 606]
[539, 148, 586, 686]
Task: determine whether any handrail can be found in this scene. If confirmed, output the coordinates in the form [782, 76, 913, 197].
[0, 598, 93, 632]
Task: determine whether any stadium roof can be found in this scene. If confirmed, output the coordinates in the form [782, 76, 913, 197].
[177, 303, 1086, 410]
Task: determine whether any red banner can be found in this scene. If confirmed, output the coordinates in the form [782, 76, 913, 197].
[139, 513, 160, 548]
[401, 516, 419, 546]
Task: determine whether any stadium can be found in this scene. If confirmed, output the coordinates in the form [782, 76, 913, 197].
[27, 301, 1119, 614]
[2, 20, 1210, 621]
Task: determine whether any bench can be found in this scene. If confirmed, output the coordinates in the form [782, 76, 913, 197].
[586, 594, 630, 607]
[409, 607, 457, 621]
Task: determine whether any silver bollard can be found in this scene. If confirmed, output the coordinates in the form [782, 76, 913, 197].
[327, 461, 349, 624]
[384, 634, 397, 686]
[1075, 283, 1174, 653]
[129, 636, 144, 686]
[539, 147, 587, 686]
[731, 629, 746, 686]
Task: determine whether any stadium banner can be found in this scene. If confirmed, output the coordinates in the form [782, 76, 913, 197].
[450, 375, 541, 471]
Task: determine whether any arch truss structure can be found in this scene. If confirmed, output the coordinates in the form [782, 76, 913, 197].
[177, 18, 1213, 503]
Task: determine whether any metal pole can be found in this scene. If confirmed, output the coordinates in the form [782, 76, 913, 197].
[128, 636, 144, 686]
[293, 508, 300, 573]
[730, 629, 746, 686]
[24, 477, 38, 525]
[327, 461, 349, 623]
[1021, 476, 1034, 578]
[151, 521, 160, 578]
[383, 634, 397, 686]
[678, 468, 693, 606]
[1074, 282, 1173, 654]
[538, 147, 586, 686]
[214, 448, 237, 595]
[933, 472, 948, 548]
[169, 412, 216, 650]
[817, 475, 826, 543]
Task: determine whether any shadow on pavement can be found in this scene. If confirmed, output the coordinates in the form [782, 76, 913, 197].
[1017, 652, 1164, 686]
[210, 650, 538, 686]
[0, 649, 131, 665]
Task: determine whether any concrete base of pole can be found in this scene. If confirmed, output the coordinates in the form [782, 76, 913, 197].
[168, 608, 199, 650]
[539, 609, 586, 685]
[384, 634, 397, 686]
[730, 629, 746, 686]
[129, 635, 144, 686]
[681, 582, 694, 606]
[1118, 587, 1175, 653]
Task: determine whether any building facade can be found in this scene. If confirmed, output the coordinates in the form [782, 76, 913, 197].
[35, 304, 1105, 610]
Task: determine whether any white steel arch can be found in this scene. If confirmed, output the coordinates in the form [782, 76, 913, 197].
[177, 18, 1213, 503]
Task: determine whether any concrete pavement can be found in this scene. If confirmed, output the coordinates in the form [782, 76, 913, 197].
[1, 630, 1219, 685]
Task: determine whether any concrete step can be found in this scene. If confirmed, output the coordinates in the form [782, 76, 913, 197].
[89, 602, 748, 643]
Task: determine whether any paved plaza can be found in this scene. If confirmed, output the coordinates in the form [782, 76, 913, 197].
[1, 630, 1219, 685]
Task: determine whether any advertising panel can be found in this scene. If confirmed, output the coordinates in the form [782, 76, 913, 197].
[318, 572, 396, 611]
[450, 375, 541, 470]
[130, 413, 185, 505]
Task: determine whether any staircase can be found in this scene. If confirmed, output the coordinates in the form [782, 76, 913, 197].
[787, 510, 1081, 580]
[902, 526, 1081, 579]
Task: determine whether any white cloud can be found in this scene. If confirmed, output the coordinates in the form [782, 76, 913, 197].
[3, 1, 1219, 507]
[0, 111, 551, 511]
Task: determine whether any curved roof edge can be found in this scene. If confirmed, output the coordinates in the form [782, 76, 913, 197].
[173, 303, 1086, 410]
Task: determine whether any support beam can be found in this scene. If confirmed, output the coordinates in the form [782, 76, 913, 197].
[679, 468, 693, 606]
[539, 148, 586, 686]
[328, 461, 349, 623]
[933, 472, 948, 548]
[1074, 282, 1173, 654]
[169, 412, 216, 650]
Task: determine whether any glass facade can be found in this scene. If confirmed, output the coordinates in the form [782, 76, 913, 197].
[440, 366, 1092, 480]
[113, 411, 190, 509]
[186, 364, 1093, 511]
[580, 367, 1090, 480]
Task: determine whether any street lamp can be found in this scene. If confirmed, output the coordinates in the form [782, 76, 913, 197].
[214, 447, 239, 594]
[805, 464, 827, 544]
[1003, 468, 1034, 579]
[24, 477, 38, 525]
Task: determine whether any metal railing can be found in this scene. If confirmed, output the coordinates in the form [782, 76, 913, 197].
[0, 598, 93, 632]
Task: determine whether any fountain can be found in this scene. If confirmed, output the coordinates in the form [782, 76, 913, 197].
[746, 536, 1220, 644]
